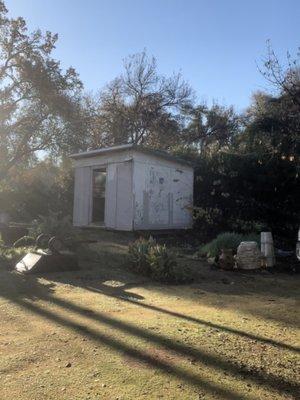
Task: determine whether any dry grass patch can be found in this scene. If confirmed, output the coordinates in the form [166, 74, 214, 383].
[0, 231, 299, 400]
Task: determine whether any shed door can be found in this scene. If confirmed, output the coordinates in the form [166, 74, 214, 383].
[73, 166, 91, 226]
[115, 161, 133, 230]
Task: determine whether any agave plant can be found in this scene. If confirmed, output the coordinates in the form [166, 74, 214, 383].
[146, 244, 177, 282]
[128, 237, 192, 283]
[128, 236, 156, 274]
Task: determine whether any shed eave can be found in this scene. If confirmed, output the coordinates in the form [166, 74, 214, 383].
[70, 144, 193, 168]
[70, 144, 133, 160]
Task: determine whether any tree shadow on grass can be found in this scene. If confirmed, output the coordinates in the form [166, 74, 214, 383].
[40, 263, 300, 354]
[0, 271, 245, 400]
[84, 282, 300, 354]
[92, 252, 300, 329]
[8, 296, 248, 400]
[0, 269, 56, 301]
[0, 270, 299, 399]
[76, 238, 300, 327]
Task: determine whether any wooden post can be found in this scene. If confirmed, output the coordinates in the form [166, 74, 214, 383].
[261, 232, 275, 267]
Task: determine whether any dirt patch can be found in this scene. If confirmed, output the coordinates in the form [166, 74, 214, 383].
[123, 347, 187, 369]
[0, 231, 299, 400]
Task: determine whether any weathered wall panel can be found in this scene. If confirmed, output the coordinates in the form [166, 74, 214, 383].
[73, 147, 193, 231]
[132, 153, 193, 230]
[73, 166, 91, 226]
[171, 167, 193, 226]
[105, 163, 117, 229]
[146, 164, 171, 227]
[115, 161, 133, 230]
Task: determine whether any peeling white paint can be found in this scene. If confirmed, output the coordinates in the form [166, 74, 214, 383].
[132, 154, 193, 230]
[72, 146, 193, 231]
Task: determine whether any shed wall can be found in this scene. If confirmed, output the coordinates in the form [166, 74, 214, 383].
[132, 152, 193, 230]
[73, 153, 134, 230]
[105, 161, 133, 230]
[73, 148, 193, 231]
[73, 166, 92, 226]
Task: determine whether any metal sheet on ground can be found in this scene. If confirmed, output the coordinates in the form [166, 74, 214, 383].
[15, 252, 79, 274]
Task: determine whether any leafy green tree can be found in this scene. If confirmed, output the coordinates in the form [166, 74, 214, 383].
[242, 45, 300, 160]
[188, 48, 299, 242]
[181, 103, 240, 153]
[0, 158, 74, 221]
[242, 90, 300, 161]
[0, 1, 84, 181]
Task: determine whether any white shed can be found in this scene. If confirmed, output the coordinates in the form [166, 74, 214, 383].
[70, 144, 194, 231]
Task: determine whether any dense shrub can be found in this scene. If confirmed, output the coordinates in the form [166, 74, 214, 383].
[0, 241, 34, 269]
[0, 160, 74, 223]
[128, 237, 192, 283]
[128, 237, 155, 275]
[1, 145, 298, 248]
[199, 232, 260, 258]
[147, 244, 177, 282]
[0, 224, 28, 245]
[29, 211, 78, 250]
[29, 211, 74, 239]
[13, 236, 35, 248]
[175, 149, 299, 243]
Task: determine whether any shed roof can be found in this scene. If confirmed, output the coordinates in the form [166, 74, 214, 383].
[70, 144, 192, 167]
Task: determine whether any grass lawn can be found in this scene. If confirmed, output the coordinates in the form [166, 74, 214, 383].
[0, 230, 299, 400]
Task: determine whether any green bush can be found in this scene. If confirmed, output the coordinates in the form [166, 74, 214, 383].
[128, 237, 155, 275]
[128, 237, 192, 283]
[13, 236, 35, 248]
[0, 243, 34, 269]
[147, 244, 177, 282]
[0, 160, 74, 223]
[191, 152, 299, 242]
[199, 232, 260, 258]
[29, 211, 76, 245]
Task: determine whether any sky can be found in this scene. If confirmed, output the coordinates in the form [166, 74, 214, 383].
[5, 0, 300, 111]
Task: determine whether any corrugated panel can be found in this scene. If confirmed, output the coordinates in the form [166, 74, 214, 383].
[73, 167, 91, 226]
